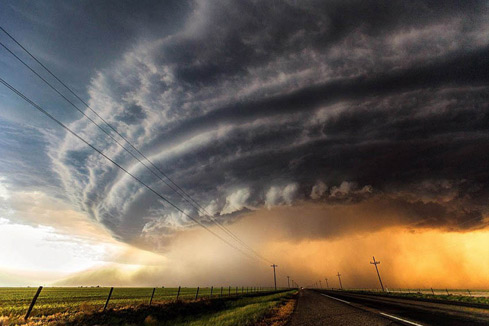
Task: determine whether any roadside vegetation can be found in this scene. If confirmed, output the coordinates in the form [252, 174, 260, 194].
[345, 289, 489, 306]
[0, 289, 297, 326]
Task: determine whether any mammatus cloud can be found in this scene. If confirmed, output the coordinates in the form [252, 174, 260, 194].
[310, 181, 327, 200]
[265, 183, 298, 208]
[2, 0, 488, 252]
[221, 188, 251, 215]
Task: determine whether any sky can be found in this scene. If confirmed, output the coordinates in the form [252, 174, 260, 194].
[0, 0, 489, 288]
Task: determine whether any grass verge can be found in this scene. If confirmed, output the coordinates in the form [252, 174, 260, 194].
[342, 289, 489, 306]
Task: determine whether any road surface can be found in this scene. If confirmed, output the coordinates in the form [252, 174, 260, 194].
[288, 289, 489, 325]
[288, 290, 401, 325]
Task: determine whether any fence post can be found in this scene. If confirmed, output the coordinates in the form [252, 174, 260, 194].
[25, 286, 43, 320]
[468, 289, 472, 297]
[235, 286, 238, 296]
[220, 286, 223, 298]
[210, 286, 213, 298]
[446, 288, 450, 296]
[103, 287, 114, 311]
[149, 288, 156, 305]
[431, 288, 435, 295]
[195, 287, 200, 300]
[176, 286, 181, 300]
[228, 286, 231, 296]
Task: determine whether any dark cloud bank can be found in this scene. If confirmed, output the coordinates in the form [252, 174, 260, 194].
[6, 0, 489, 248]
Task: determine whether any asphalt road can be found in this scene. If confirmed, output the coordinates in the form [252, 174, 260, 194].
[288, 290, 401, 326]
[290, 289, 489, 326]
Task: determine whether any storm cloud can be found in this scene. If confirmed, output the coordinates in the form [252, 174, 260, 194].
[2, 0, 489, 250]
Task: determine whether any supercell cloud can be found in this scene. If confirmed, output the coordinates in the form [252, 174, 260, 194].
[1, 0, 489, 250]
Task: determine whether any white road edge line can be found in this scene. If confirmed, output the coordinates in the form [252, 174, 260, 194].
[320, 293, 351, 304]
[320, 293, 425, 326]
[379, 312, 424, 326]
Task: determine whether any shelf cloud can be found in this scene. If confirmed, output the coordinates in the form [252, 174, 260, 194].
[1, 0, 488, 255]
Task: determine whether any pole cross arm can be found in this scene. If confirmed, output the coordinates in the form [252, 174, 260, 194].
[371, 256, 380, 264]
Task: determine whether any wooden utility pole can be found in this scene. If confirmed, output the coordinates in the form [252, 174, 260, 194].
[337, 272, 343, 290]
[370, 256, 385, 292]
[271, 264, 278, 290]
[325, 278, 329, 289]
[287, 276, 290, 288]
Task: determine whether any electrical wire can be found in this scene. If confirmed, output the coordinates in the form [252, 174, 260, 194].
[0, 76, 264, 263]
[0, 26, 272, 264]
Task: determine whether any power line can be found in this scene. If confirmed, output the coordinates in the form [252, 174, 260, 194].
[0, 26, 272, 264]
[0, 25, 232, 232]
[0, 76, 264, 263]
[0, 38, 269, 260]
[0, 26, 271, 264]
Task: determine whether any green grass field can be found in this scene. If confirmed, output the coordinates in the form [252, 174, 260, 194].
[0, 286, 275, 318]
[0, 289, 296, 326]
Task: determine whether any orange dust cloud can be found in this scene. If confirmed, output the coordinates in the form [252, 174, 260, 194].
[58, 202, 489, 288]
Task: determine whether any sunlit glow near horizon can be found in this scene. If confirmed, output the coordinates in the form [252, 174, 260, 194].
[0, 218, 108, 274]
